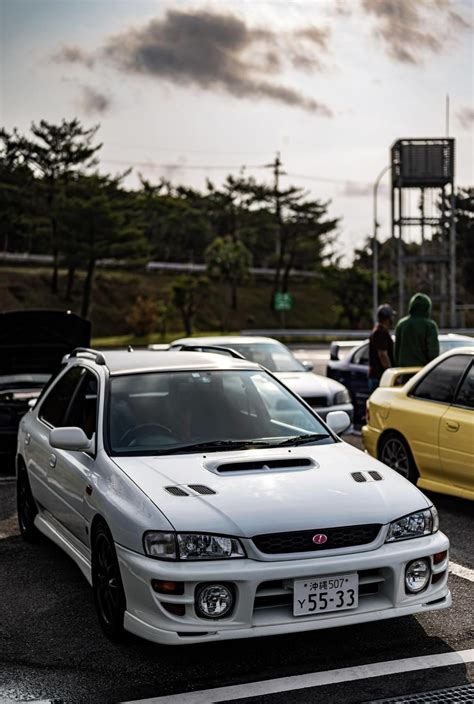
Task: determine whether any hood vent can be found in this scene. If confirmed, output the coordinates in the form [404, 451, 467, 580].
[187, 484, 216, 495]
[164, 486, 189, 497]
[214, 457, 314, 475]
[368, 470, 383, 481]
[351, 472, 366, 483]
[351, 471, 384, 483]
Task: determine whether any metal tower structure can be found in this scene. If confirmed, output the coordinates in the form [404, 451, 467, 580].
[391, 138, 456, 327]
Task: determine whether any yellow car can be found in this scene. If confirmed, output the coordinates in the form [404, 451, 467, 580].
[362, 348, 474, 500]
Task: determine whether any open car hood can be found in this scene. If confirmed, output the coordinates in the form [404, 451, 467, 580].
[0, 310, 91, 376]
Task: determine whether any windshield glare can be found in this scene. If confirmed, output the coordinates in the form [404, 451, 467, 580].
[108, 370, 333, 456]
[226, 343, 304, 372]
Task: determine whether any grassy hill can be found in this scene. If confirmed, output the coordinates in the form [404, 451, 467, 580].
[0, 265, 339, 341]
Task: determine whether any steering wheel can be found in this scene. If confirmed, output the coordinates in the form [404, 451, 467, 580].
[119, 423, 177, 447]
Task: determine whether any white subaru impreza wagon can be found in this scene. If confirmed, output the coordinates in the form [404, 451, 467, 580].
[16, 348, 450, 645]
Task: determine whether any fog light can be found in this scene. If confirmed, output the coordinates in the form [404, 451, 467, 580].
[195, 583, 234, 619]
[405, 558, 430, 593]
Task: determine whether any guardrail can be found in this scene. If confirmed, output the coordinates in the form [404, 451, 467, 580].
[240, 328, 474, 339]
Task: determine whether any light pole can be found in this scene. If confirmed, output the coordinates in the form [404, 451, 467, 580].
[373, 164, 391, 323]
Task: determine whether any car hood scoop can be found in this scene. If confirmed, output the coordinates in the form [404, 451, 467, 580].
[207, 457, 316, 476]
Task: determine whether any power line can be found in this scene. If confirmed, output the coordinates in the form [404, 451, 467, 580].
[101, 157, 377, 189]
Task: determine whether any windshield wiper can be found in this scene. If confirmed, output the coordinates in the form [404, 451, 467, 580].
[159, 439, 273, 455]
[277, 433, 330, 447]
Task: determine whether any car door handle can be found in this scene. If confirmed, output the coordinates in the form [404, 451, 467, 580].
[445, 420, 460, 432]
[49, 454, 57, 468]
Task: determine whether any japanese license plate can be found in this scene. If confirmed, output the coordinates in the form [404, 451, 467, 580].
[293, 573, 358, 616]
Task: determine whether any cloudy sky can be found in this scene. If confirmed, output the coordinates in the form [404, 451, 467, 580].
[1, 0, 473, 257]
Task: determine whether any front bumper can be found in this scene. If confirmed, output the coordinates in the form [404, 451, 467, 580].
[116, 531, 450, 645]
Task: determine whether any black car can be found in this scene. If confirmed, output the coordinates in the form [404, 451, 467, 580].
[0, 310, 90, 473]
[326, 333, 474, 424]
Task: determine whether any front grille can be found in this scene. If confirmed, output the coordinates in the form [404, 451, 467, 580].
[253, 568, 385, 613]
[253, 524, 381, 554]
[303, 396, 328, 408]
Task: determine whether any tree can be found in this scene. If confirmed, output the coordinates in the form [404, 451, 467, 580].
[126, 296, 160, 337]
[11, 119, 102, 292]
[327, 265, 396, 329]
[0, 129, 43, 253]
[58, 174, 148, 317]
[205, 235, 252, 312]
[170, 275, 208, 335]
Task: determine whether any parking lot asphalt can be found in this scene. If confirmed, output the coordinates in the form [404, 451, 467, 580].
[0, 460, 472, 704]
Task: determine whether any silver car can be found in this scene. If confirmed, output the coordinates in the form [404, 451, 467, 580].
[168, 336, 354, 424]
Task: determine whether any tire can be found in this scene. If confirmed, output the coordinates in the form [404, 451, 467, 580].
[378, 432, 419, 484]
[91, 521, 127, 641]
[17, 465, 41, 542]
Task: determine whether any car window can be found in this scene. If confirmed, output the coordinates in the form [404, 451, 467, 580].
[39, 367, 83, 427]
[352, 344, 369, 366]
[108, 369, 333, 456]
[454, 364, 474, 409]
[439, 338, 474, 352]
[66, 370, 98, 439]
[411, 355, 470, 404]
[227, 343, 304, 372]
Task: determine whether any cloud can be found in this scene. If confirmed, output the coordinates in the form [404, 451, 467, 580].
[76, 85, 111, 115]
[457, 106, 474, 129]
[360, 0, 469, 64]
[55, 9, 332, 115]
[51, 44, 95, 68]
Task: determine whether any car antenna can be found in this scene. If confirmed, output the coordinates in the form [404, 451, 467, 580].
[127, 345, 134, 352]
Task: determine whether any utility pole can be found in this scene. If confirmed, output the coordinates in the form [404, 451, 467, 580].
[264, 152, 285, 257]
[373, 164, 391, 323]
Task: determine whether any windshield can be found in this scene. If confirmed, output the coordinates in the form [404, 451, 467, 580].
[225, 343, 304, 372]
[0, 373, 50, 389]
[439, 338, 474, 352]
[108, 369, 334, 456]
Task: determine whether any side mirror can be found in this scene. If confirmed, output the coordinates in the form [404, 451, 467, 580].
[326, 411, 351, 436]
[49, 427, 94, 452]
[301, 361, 314, 372]
[28, 399, 37, 410]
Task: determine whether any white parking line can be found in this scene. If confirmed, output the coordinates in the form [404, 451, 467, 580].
[122, 649, 474, 703]
[450, 560, 474, 582]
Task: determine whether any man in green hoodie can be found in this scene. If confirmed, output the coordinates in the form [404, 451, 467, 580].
[395, 292, 440, 366]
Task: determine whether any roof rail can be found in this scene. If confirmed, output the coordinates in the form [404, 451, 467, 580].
[174, 344, 246, 361]
[69, 347, 106, 365]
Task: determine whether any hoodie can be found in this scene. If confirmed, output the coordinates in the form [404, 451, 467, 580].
[394, 293, 440, 367]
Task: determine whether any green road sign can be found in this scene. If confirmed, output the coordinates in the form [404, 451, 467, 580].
[274, 292, 292, 311]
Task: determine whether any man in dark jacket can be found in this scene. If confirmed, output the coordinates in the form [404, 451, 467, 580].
[368, 304, 396, 392]
[395, 293, 440, 366]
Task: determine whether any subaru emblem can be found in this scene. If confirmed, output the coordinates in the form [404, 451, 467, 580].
[312, 533, 328, 545]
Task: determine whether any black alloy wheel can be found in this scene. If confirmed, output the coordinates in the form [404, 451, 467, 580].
[17, 466, 40, 542]
[92, 522, 127, 641]
[379, 432, 418, 483]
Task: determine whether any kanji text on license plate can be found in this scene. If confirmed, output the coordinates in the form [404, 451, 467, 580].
[293, 573, 358, 616]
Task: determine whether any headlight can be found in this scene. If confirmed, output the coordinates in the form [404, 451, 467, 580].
[334, 388, 351, 405]
[385, 507, 438, 542]
[143, 531, 246, 560]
